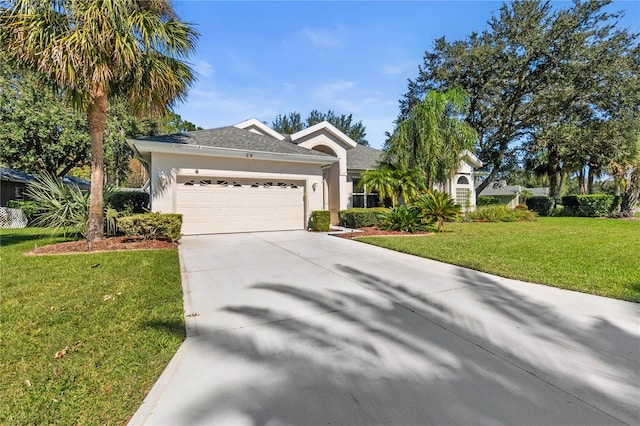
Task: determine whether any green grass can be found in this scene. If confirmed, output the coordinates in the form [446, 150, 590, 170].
[356, 217, 640, 302]
[0, 228, 184, 424]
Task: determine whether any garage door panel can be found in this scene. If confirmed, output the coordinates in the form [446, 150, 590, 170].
[176, 177, 305, 235]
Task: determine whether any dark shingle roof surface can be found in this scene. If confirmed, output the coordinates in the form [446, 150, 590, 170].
[346, 144, 384, 170]
[140, 127, 334, 158]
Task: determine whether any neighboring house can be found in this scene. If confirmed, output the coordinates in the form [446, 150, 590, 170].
[0, 166, 90, 206]
[128, 118, 482, 235]
[0, 167, 32, 207]
[478, 181, 549, 208]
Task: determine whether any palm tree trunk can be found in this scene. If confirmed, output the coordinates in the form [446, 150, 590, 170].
[620, 168, 639, 217]
[86, 89, 108, 243]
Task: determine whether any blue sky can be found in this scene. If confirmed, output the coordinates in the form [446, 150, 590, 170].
[172, 1, 640, 149]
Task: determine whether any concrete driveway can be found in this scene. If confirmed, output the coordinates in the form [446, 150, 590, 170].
[129, 231, 639, 426]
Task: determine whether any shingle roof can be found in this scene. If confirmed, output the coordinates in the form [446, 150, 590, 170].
[346, 144, 385, 170]
[139, 126, 334, 158]
[0, 166, 33, 183]
[0, 166, 90, 186]
[478, 183, 549, 197]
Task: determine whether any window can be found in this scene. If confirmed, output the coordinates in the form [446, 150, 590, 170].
[14, 186, 24, 200]
[351, 178, 379, 208]
[457, 176, 470, 185]
[183, 179, 195, 186]
[456, 188, 471, 208]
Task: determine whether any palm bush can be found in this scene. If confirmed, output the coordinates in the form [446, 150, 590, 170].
[26, 173, 119, 237]
[26, 173, 91, 236]
[380, 205, 431, 233]
[414, 190, 461, 232]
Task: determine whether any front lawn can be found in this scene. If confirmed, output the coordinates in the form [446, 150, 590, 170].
[0, 228, 184, 424]
[356, 217, 640, 302]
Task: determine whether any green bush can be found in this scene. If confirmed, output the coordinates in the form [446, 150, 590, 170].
[414, 190, 460, 232]
[6, 200, 41, 224]
[561, 194, 617, 217]
[117, 212, 182, 241]
[467, 205, 537, 222]
[25, 173, 91, 235]
[526, 196, 554, 216]
[380, 205, 431, 233]
[338, 207, 388, 228]
[477, 196, 501, 206]
[310, 210, 331, 232]
[105, 191, 149, 214]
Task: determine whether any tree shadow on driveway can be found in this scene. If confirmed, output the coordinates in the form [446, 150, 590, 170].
[167, 264, 638, 426]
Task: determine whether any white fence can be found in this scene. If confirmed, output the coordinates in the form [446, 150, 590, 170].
[0, 207, 28, 229]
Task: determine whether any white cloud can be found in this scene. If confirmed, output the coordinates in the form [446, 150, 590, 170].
[299, 26, 344, 47]
[314, 80, 383, 113]
[192, 59, 215, 77]
[381, 61, 415, 76]
[173, 87, 282, 130]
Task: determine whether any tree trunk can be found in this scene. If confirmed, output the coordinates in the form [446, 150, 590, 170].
[547, 147, 560, 202]
[578, 167, 586, 195]
[86, 89, 108, 243]
[619, 168, 639, 218]
[587, 162, 597, 194]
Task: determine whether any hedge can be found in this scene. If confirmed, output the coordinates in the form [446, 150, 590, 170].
[526, 196, 554, 216]
[476, 196, 501, 206]
[467, 205, 537, 222]
[338, 207, 388, 228]
[5, 200, 41, 224]
[117, 212, 182, 241]
[105, 191, 149, 214]
[561, 194, 618, 217]
[310, 210, 331, 232]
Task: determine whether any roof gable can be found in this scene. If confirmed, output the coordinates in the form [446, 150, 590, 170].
[289, 121, 358, 149]
[233, 118, 285, 141]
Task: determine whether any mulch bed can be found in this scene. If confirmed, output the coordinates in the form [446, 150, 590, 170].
[27, 236, 177, 256]
[332, 226, 434, 239]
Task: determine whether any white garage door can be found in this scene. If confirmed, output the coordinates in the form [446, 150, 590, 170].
[176, 177, 305, 235]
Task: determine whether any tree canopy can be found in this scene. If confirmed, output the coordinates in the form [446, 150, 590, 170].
[0, 59, 200, 186]
[399, 0, 640, 198]
[0, 0, 199, 241]
[272, 110, 369, 146]
[0, 60, 90, 177]
[385, 88, 477, 188]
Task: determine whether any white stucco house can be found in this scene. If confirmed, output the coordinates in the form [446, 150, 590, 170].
[128, 118, 482, 235]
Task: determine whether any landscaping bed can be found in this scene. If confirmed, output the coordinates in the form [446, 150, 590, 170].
[334, 226, 433, 239]
[28, 235, 177, 255]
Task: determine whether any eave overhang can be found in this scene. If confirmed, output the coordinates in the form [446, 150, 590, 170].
[127, 139, 339, 166]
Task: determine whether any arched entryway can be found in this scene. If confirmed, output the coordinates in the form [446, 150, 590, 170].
[312, 145, 340, 224]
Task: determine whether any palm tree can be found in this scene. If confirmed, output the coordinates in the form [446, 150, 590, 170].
[359, 166, 398, 207]
[0, 0, 198, 242]
[385, 87, 477, 189]
[359, 166, 425, 207]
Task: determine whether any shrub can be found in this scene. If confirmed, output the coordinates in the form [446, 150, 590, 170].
[561, 194, 617, 217]
[414, 190, 461, 232]
[467, 205, 537, 222]
[526, 196, 554, 216]
[5, 200, 41, 225]
[477, 196, 501, 206]
[117, 212, 182, 241]
[25, 173, 91, 236]
[105, 191, 149, 214]
[380, 205, 430, 233]
[310, 210, 331, 232]
[339, 207, 388, 228]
